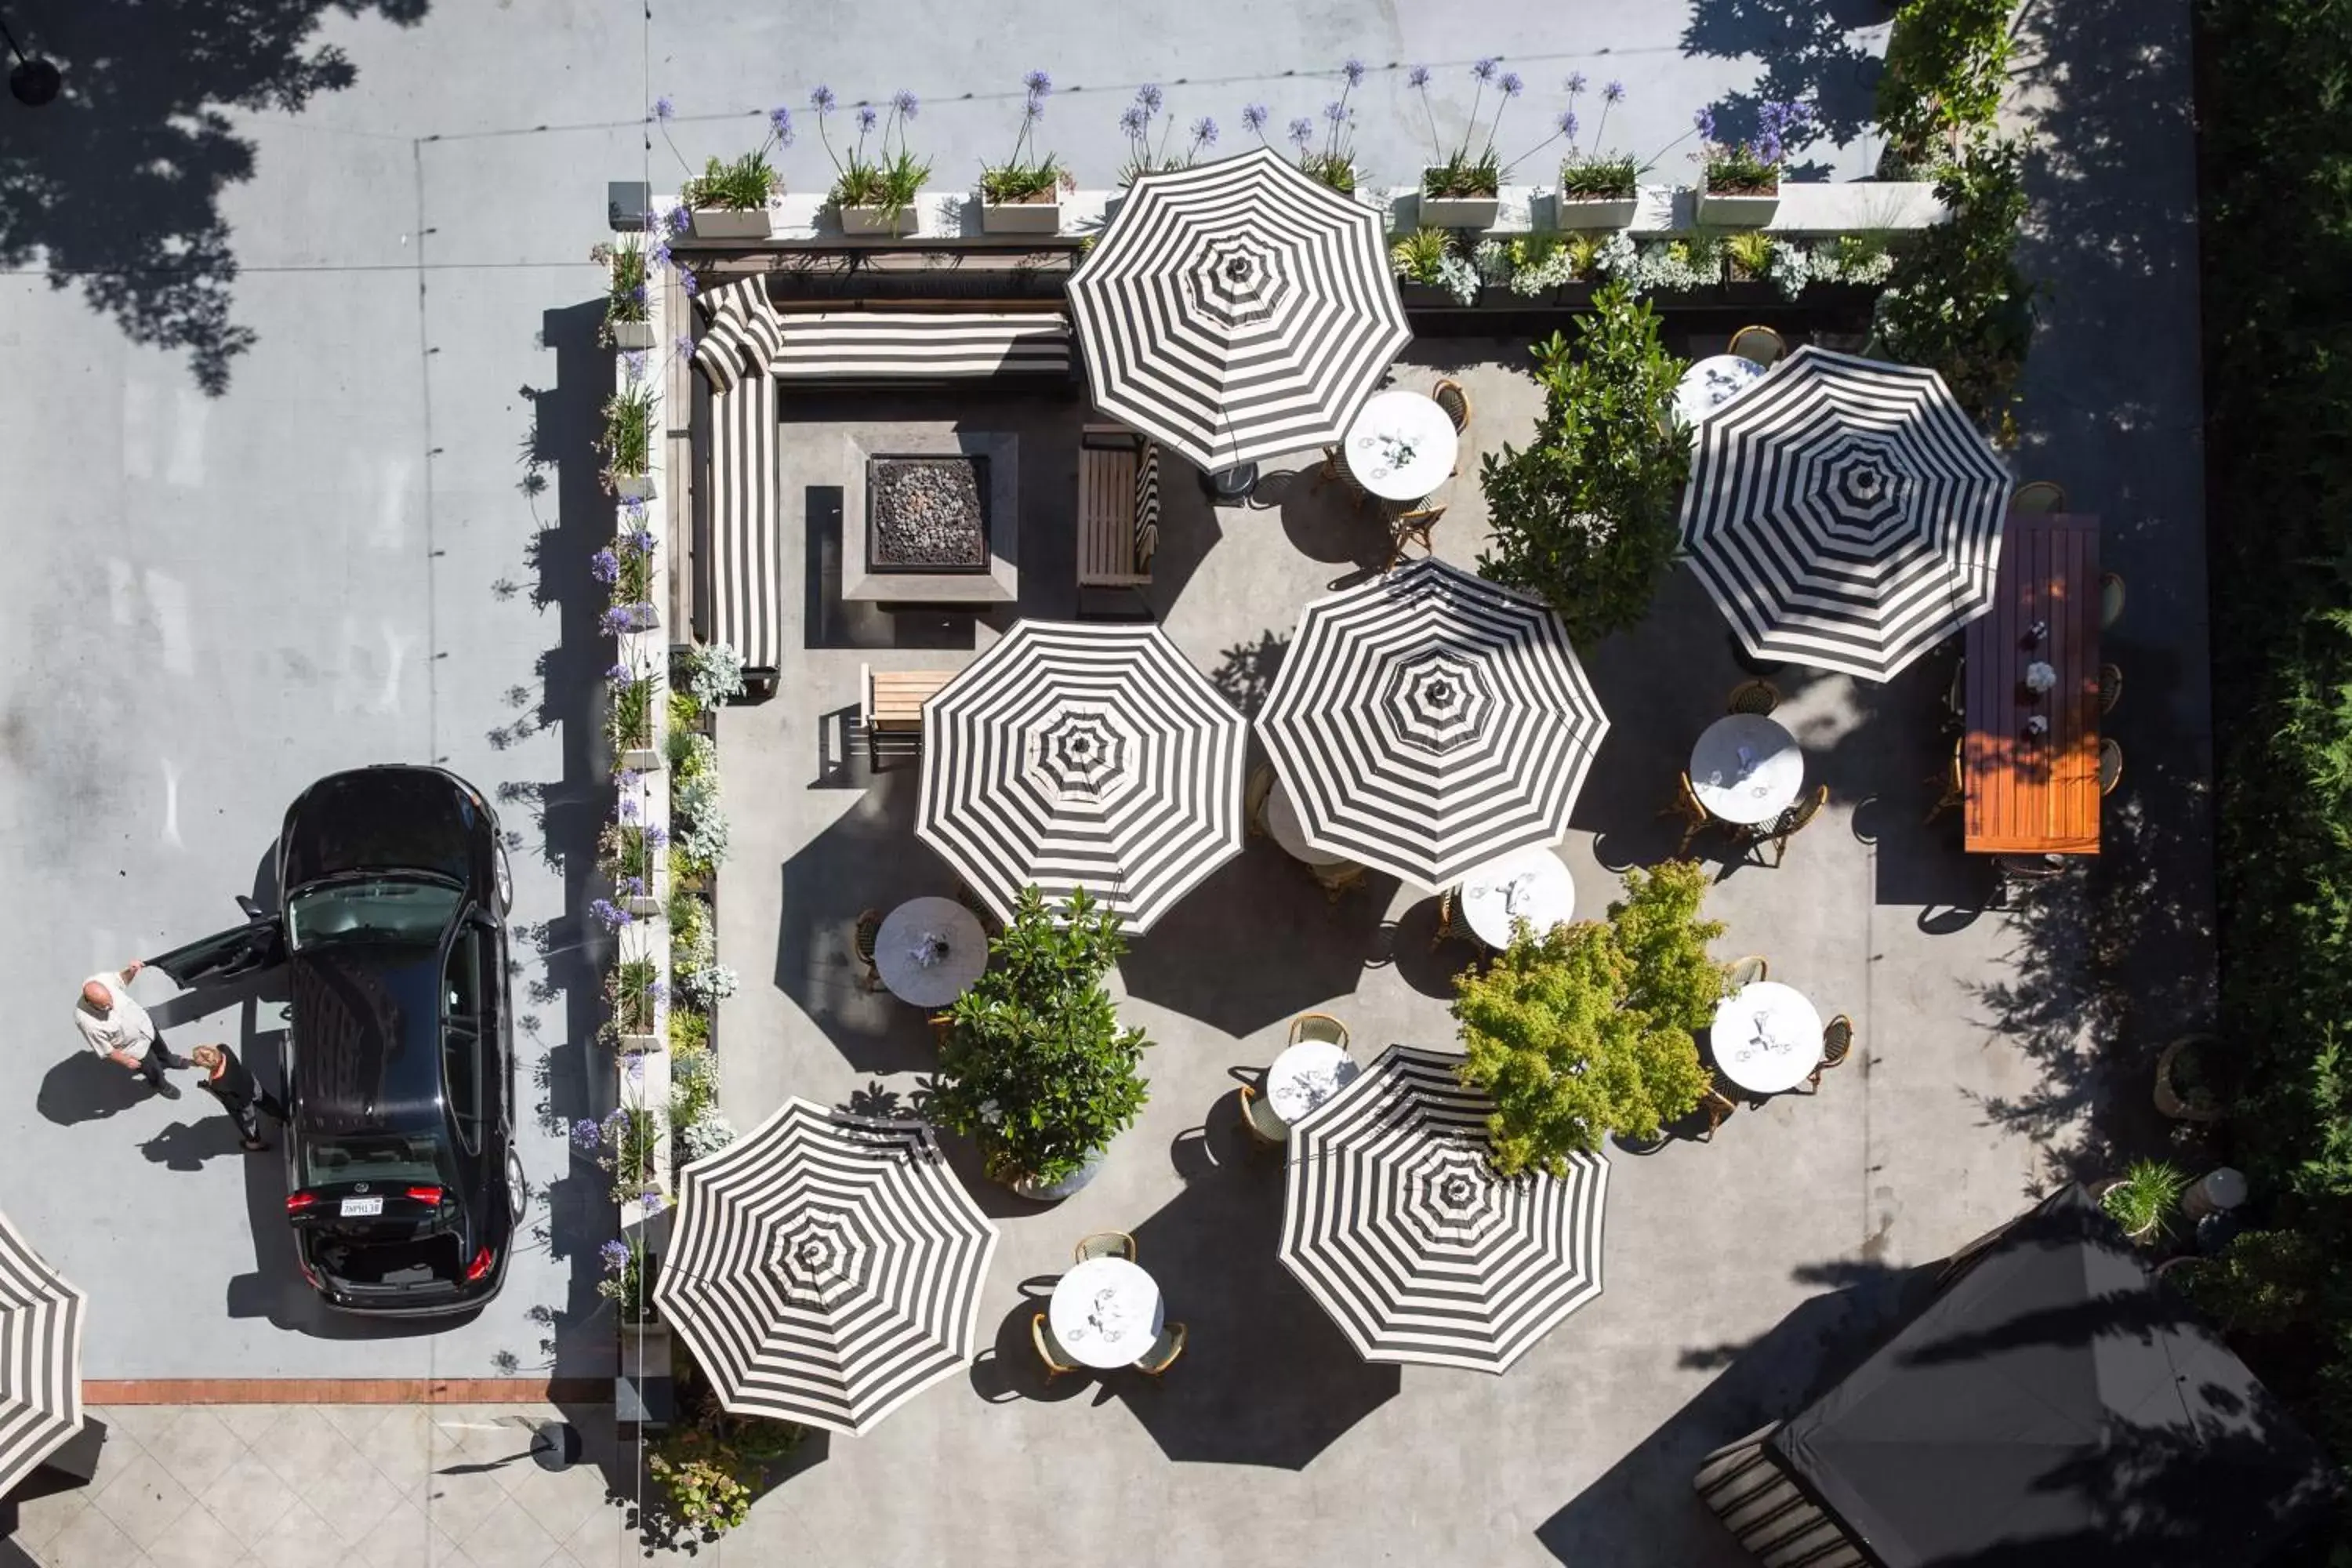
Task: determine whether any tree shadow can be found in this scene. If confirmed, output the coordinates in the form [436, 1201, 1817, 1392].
[0, 0, 430, 393]
[1679, 0, 1889, 155]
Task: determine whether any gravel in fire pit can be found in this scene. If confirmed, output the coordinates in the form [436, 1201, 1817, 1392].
[869, 456, 989, 571]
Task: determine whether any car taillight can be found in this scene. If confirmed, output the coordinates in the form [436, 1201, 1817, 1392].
[466, 1247, 495, 1283]
[405, 1186, 444, 1206]
[285, 1191, 320, 1214]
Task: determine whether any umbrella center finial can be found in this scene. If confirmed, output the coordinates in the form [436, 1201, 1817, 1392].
[1225, 256, 1251, 284]
[1439, 1173, 1479, 1210]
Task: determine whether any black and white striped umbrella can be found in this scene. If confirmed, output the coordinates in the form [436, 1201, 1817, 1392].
[1254, 558, 1610, 890]
[1678, 345, 2013, 681]
[920, 620, 1246, 934]
[654, 1099, 999, 1436]
[0, 1210, 85, 1495]
[1067, 147, 1411, 472]
[1280, 1045, 1607, 1374]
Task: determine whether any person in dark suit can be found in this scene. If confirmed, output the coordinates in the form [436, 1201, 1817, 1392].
[188, 1044, 287, 1152]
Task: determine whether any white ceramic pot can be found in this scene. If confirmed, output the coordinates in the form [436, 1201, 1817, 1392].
[618, 1031, 662, 1054]
[612, 473, 655, 503]
[688, 207, 772, 241]
[1695, 187, 1780, 227]
[1418, 178, 1499, 230]
[608, 319, 658, 350]
[1552, 192, 1638, 230]
[615, 746, 663, 775]
[978, 194, 1061, 234]
[840, 203, 918, 237]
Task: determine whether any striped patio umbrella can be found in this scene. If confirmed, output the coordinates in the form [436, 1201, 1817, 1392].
[1678, 345, 2013, 681]
[1066, 147, 1410, 472]
[1254, 557, 1610, 890]
[0, 1210, 85, 1495]
[1280, 1045, 1607, 1373]
[919, 620, 1246, 934]
[654, 1099, 999, 1436]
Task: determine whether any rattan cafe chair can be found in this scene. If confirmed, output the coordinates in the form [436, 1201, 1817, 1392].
[1661, 770, 1715, 856]
[1385, 503, 1445, 569]
[1806, 1014, 1854, 1091]
[2010, 480, 2067, 514]
[1749, 783, 1828, 869]
[1726, 678, 1780, 717]
[1924, 739, 1965, 826]
[1725, 954, 1770, 989]
[852, 909, 884, 991]
[2100, 739, 2123, 796]
[1693, 1080, 1741, 1142]
[1074, 1232, 1138, 1265]
[1134, 1322, 1189, 1378]
[2099, 663, 2122, 716]
[1237, 1083, 1290, 1149]
[2100, 572, 2126, 632]
[1032, 1314, 1080, 1381]
[1728, 324, 1788, 368]
[1287, 1012, 1351, 1051]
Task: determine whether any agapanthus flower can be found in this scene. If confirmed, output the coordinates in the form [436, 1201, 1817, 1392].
[590, 548, 619, 584]
[630, 281, 648, 305]
[599, 1239, 630, 1273]
[1287, 117, 1314, 149]
[768, 105, 794, 142]
[891, 89, 919, 118]
[649, 240, 672, 269]
[588, 897, 632, 930]
[1558, 110, 1579, 140]
[1323, 100, 1346, 125]
[1602, 80, 1625, 104]
[1500, 72, 1524, 97]
[856, 104, 877, 133]
[1137, 83, 1163, 114]
[619, 874, 644, 897]
[665, 205, 691, 236]
[644, 824, 672, 850]
[1024, 69, 1052, 97]
[678, 267, 698, 298]
[1241, 103, 1269, 133]
[1119, 105, 1148, 139]
[599, 605, 641, 637]
[1694, 107, 1718, 141]
[618, 793, 640, 822]
[810, 84, 837, 114]
[641, 1188, 667, 1214]
[571, 1119, 601, 1150]
[1341, 58, 1367, 88]
[626, 1052, 645, 1083]
[1407, 64, 1431, 89]
[1192, 116, 1218, 147]
[1472, 57, 1500, 83]
[673, 333, 692, 361]
[605, 661, 630, 683]
[625, 524, 655, 554]
[652, 96, 673, 123]
[1566, 71, 1588, 96]
[622, 349, 648, 383]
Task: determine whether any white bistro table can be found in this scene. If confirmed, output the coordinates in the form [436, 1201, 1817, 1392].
[1264, 778, 1353, 868]
[1690, 713, 1805, 827]
[1458, 847, 1576, 948]
[873, 897, 987, 1009]
[1048, 1256, 1165, 1370]
[1345, 390, 1460, 502]
[1265, 1040, 1360, 1124]
[1673, 354, 1769, 429]
[1712, 980, 1825, 1095]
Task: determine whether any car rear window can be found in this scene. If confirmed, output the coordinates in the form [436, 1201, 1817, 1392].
[302, 1132, 453, 1190]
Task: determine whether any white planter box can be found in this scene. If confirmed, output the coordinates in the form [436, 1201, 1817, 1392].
[616, 746, 663, 775]
[612, 472, 655, 503]
[1419, 178, 1499, 230]
[608, 318, 657, 350]
[1696, 187, 1781, 227]
[688, 206, 772, 241]
[1553, 192, 1639, 230]
[840, 203, 919, 237]
[978, 194, 1061, 234]
[619, 1031, 662, 1054]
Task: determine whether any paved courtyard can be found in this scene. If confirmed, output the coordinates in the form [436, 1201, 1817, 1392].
[0, 0, 2209, 1563]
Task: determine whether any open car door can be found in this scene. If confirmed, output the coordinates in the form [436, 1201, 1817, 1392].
[145, 895, 285, 987]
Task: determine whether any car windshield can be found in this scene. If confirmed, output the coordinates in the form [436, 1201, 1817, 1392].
[302, 1132, 453, 1191]
[285, 877, 460, 953]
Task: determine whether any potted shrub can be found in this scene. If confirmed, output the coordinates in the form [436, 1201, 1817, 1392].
[1115, 85, 1217, 189]
[1247, 57, 1368, 196]
[604, 648, 664, 774]
[601, 796, 667, 918]
[815, 87, 931, 236]
[600, 1233, 661, 1325]
[2097, 1159, 2189, 1247]
[1410, 58, 1522, 228]
[657, 98, 793, 241]
[597, 237, 658, 349]
[2153, 1033, 2230, 1121]
[927, 887, 1151, 1200]
[978, 71, 1066, 234]
[1548, 78, 1639, 228]
[599, 363, 655, 503]
[1693, 100, 1812, 226]
[602, 937, 665, 1054]
[1725, 230, 1778, 285]
[1389, 226, 1481, 307]
[1454, 862, 1724, 1173]
[643, 1348, 806, 1543]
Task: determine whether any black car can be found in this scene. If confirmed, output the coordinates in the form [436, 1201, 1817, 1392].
[151, 765, 522, 1317]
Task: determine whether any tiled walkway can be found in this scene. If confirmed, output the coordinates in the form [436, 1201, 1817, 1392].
[17, 1405, 627, 1568]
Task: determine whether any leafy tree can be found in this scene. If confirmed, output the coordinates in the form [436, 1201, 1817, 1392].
[1875, 133, 2034, 430]
[928, 887, 1150, 1185]
[1476, 283, 1691, 644]
[1454, 862, 1724, 1175]
[1876, 0, 2015, 166]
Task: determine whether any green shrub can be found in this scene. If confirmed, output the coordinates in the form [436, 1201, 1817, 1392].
[667, 1005, 709, 1056]
[1877, 0, 2013, 165]
[1424, 149, 1501, 199]
[1873, 133, 2034, 430]
[2099, 1160, 2187, 1244]
[1389, 227, 1454, 285]
[1300, 153, 1357, 194]
[681, 152, 778, 212]
[598, 379, 655, 486]
[1557, 154, 1637, 200]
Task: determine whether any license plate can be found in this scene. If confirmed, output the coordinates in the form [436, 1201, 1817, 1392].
[339, 1196, 383, 1218]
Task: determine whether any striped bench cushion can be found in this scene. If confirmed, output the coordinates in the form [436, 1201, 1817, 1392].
[692, 277, 789, 394]
[703, 358, 780, 675]
[771, 312, 1070, 380]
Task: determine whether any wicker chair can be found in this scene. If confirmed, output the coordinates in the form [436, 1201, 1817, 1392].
[2011, 480, 2067, 514]
[1289, 1012, 1350, 1050]
[1134, 1322, 1189, 1378]
[1807, 1014, 1854, 1091]
[2100, 738, 2123, 796]
[2100, 572, 2126, 632]
[1313, 445, 1372, 512]
[1431, 887, 1461, 951]
[955, 881, 1004, 938]
[1661, 770, 1715, 856]
[1074, 1232, 1138, 1265]
[1726, 954, 1769, 989]
[1944, 655, 1967, 731]
[1032, 1313, 1080, 1381]
[1244, 762, 1274, 839]
[1237, 1083, 1289, 1149]
[1433, 378, 1471, 434]
[1385, 503, 1445, 569]
[1312, 858, 1366, 902]
[1924, 739, 1965, 826]
[1748, 783, 1828, 869]
[852, 909, 884, 991]
[2099, 662, 2122, 716]
[1693, 1080, 1741, 1142]
[1726, 678, 1780, 717]
[1994, 853, 2067, 906]
[1728, 324, 1788, 368]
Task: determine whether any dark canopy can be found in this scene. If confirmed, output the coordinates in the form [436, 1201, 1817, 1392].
[1769, 1184, 2339, 1568]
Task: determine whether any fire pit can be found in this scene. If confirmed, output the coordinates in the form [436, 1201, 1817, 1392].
[866, 456, 991, 574]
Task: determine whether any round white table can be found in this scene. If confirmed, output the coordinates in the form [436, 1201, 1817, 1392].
[1711, 981, 1824, 1095]
[1345, 390, 1460, 502]
[1048, 1256, 1165, 1370]
[1690, 714, 1805, 827]
[1264, 778, 1352, 868]
[1265, 1040, 1359, 1123]
[1458, 847, 1576, 948]
[1673, 354, 1768, 429]
[873, 898, 987, 1009]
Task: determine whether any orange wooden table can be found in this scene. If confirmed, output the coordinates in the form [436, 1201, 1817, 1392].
[1963, 513, 2100, 855]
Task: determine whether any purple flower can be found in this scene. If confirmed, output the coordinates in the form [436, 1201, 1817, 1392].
[1287, 117, 1314, 150]
[891, 88, 919, 119]
[589, 897, 633, 931]
[1342, 58, 1367, 88]
[1693, 107, 1717, 141]
[1323, 99, 1346, 125]
[641, 1188, 668, 1214]
[618, 793, 640, 822]
[666, 205, 691, 237]
[768, 105, 794, 143]
[679, 267, 699, 298]
[1119, 104, 1148, 139]
[572, 1119, 602, 1150]
[856, 103, 878, 134]
[1472, 57, 1500, 84]
[1024, 69, 1052, 97]
[644, 823, 672, 850]
[600, 605, 641, 637]
[604, 661, 630, 683]
[1136, 83, 1163, 114]
[626, 524, 656, 554]
[590, 548, 619, 584]
[626, 1053, 646, 1083]
[1407, 64, 1431, 89]
[1566, 71, 1588, 96]
[652, 96, 674, 123]
[674, 332, 694, 361]
[1500, 72, 1524, 97]
[599, 1238, 630, 1273]
[629, 281, 648, 306]
[1024, 89, 1047, 121]
[649, 240, 672, 269]
[1558, 110, 1579, 140]
[622, 349, 648, 382]
[1241, 103, 1269, 133]
[620, 874, 644, 897]
[1602, 80, 1625, 104]
[809, 84, 837, 114]
[1192, 116, 1218, 147]
[1758, 131, 1782, 165]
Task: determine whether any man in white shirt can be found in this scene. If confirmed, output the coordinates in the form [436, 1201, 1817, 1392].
[73, 960, 192, 1099]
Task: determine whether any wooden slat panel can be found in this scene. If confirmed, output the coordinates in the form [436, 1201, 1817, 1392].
[872, 670, 955, 728]
[1964, 513, 2100, 854]
[87, 1377, 609, 1405]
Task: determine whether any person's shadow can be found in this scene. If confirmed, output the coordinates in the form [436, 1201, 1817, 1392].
[37, 1053, 152, 1126]
[136, 1114, 249, 1171]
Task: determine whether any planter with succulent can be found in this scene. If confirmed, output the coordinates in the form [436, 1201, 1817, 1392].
[1116, 84, 1217, 189]
[1390, 226, 1483, 307]
[591, 911, 666, 1053]
[977, 71, 1068, 233]
[1537, 75, 1639, 228]
[1692, 102, 1812, 226]
[927, 887, 1151, 1198]
[599, 1231, 661, 1325]
[2097, 1159, 2189, 1247]
[601, 790, 669, 920]
[596, 237, 659, 349]
[641, 1348, 806, 1543]
[656, 97, 793, 240]
[604, 647, 665, 775]
[600, 354, 657, 503]
[1411, 58, 1522, 228]
[1249, 58, 1367, 196]
[1725, 230, 1778, 284]
[2154, 1033, 2230, 1121]
[812, 86, 931, 236]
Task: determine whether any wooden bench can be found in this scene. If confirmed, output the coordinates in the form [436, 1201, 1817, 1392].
[1077, 424, 1160, 596]
[861, 666, 957, 769]
[1963, 513, 2101, 855]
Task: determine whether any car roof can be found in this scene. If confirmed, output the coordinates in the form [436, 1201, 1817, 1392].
[289, 943, 451, 1136]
